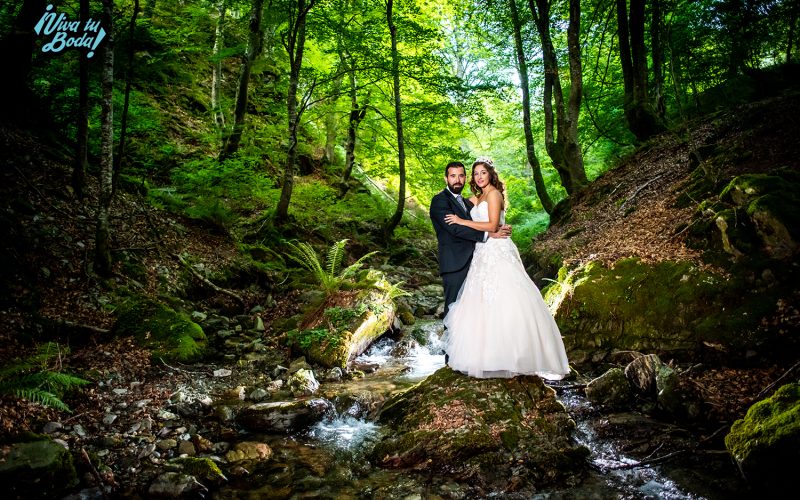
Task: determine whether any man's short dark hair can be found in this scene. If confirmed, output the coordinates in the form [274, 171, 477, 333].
[445, 161, 465, 176]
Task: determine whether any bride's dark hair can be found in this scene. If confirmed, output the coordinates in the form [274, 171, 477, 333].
[470, 160, 505, 208]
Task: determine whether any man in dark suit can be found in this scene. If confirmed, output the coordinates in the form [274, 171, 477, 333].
[429, 161, 511, 318]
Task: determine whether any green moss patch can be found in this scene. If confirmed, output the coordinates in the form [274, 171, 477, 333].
[545, 258, 781, 353]
[725, 383, 800, 490]
[115, 297, 207, 362]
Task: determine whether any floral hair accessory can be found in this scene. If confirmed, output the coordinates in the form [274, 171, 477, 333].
[472, 156, 495, 169]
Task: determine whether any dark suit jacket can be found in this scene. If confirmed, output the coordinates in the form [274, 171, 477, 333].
[429, 188, 485, 274]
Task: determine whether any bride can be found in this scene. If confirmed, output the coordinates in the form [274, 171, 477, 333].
[442, 158, 570, 380]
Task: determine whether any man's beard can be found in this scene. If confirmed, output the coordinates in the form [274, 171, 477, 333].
[448, 182, 464, 194]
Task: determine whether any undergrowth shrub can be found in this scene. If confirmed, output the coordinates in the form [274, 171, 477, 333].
[0, 342, 89, 412]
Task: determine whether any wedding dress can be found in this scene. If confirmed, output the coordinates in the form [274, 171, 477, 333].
[443, 201, 570, 379]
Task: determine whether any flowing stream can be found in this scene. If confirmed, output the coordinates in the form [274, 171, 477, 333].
[217, 321, 736, 498]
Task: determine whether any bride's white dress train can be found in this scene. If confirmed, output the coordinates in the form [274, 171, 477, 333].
[444, 201, 570, 379]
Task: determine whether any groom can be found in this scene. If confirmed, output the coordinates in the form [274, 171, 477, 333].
[430, 161, 511, 319]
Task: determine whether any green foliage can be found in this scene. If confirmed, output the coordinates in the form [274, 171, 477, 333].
[286, 327, 341, 352]
[0, 343, 89, 412]
[283, 238, 378, 295]
[115, 298, 207, 362]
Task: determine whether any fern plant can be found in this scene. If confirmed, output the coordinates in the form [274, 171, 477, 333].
[284, 239, 378, 295]
[0, 342, 90, 412]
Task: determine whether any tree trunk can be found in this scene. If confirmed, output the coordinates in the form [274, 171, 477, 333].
[563, 0, 587, 191]
[95, 0, 115, 277]
[383, 0, 407, 238]
[113, 0, 140, 197]
[276, 0, 316, 223]
[211, 0, 227, 134]
[339, 59, 367, 198]
[651, 0, 665, 119]
[5, 0, 46, 123]
[616, 0, 664, 141]
[509, 0, 554, 214]
[788, 2, 798, 64]
[324, 69, 343, 165]
[73, 0, 90, 199]
[528, 0, 587, 195]
[219, 0, 264, 161]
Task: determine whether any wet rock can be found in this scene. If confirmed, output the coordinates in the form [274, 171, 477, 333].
[324, 367, 343, 382]
[148, 472, 207, 498]
[288, 368, 320, 396]
[43, 422, 62, 434]
[288, 357, 312, 374]
[725, 383, 800, 492]
[213, 368, 232, 377]
[158, 410, 179, 421]
[624, 354, 662, 394]
[214, 405, 236, 423]
[73, 424, 87, 437]
[248, 388, 269, 401]
[371, 368, 588, 489]
[192, 435, 214, 453]
[237, 399, 333, 433]
[167, 457, 227, 485]
[157, 439, 177, 451]
[177, 440, 196, 456]
[0, 439, 78, 498]
[656, 364, 683, 416]
[272, 365, 288, 379]
[223, 386, 246, 400]
[102, 414, 118, 426]
[585, 368, 632, 408]
[224, 441, 273, 463]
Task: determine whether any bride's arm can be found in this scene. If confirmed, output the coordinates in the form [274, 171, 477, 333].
[444, 191, 502, 232]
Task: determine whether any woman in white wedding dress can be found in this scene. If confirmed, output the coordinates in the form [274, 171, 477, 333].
[442, 158, 570, 380]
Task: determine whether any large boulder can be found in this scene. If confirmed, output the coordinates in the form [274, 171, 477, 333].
[370, 368, 588, 490]
[714, 173, 800, 260]
[543, 258, 782, 355]
[0, 439, 78, 499]
[725, 382, 800, 492]
[288, 288, 396, 368]
[585, 368, 633, 408]
[236, 399, 333, 433]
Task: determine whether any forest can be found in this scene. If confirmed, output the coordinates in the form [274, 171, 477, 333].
[1, 0, 798, 498]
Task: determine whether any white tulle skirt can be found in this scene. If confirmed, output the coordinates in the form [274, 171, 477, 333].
[443, 238, 570, 379]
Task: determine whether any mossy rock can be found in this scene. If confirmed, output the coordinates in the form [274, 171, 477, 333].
[724, 383, 800, 491]
[115, 297, 207, 362]
[371, 368, 588, 489]
[289, 288, 395, 369]
[544, 258, 781, 354]
[168, 457, 226, 485]
[687, 173, 800, 262]
[0, 439, 78, 498]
